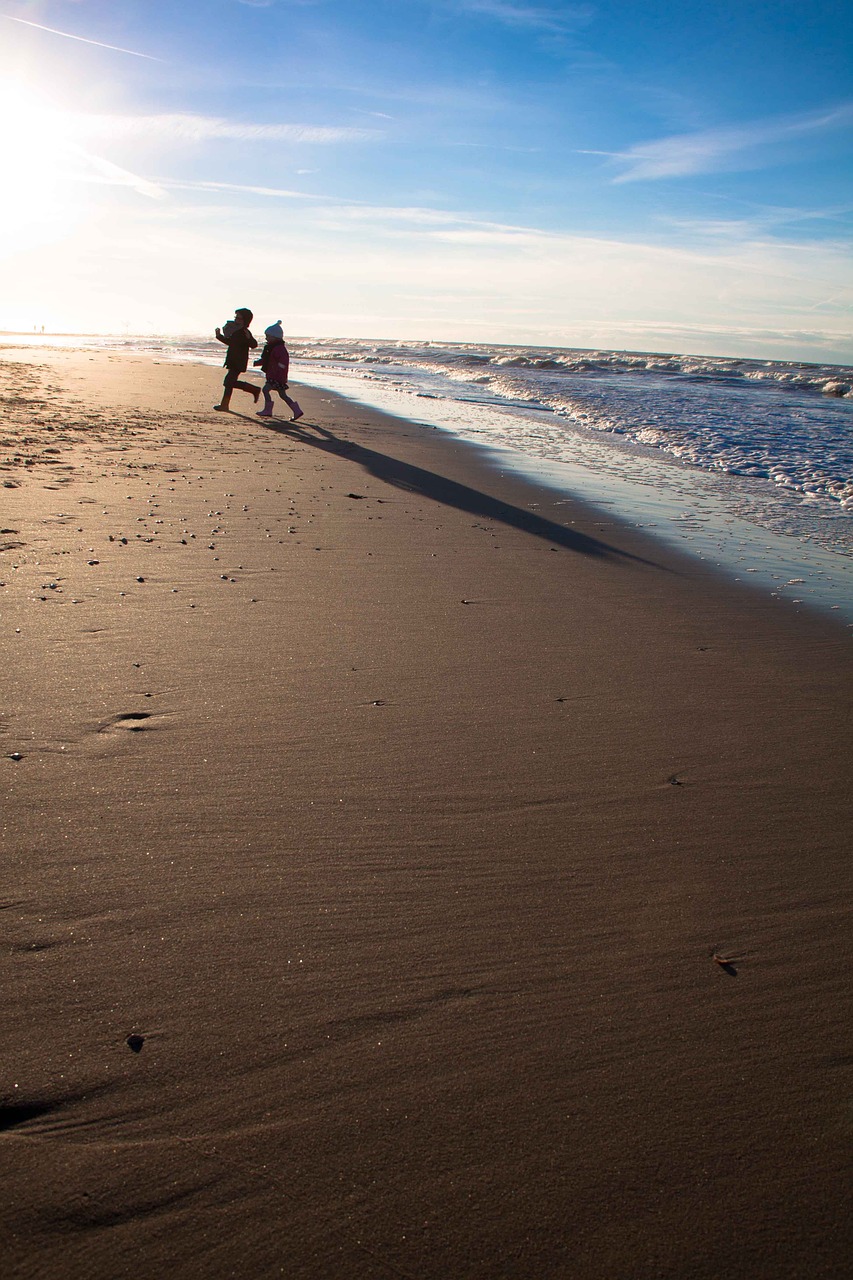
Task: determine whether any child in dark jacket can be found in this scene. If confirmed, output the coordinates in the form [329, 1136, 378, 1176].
[255, 322, 303, 420]
[213, 307, 259, 411]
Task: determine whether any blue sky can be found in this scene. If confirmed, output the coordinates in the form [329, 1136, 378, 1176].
[1, 0, 851, 358]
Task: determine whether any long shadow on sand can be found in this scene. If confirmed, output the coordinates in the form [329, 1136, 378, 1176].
[244, 415, 659, 565]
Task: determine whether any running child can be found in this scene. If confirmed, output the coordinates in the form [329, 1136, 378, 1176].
[213, 308, 259, 411]
[254, 322, 303, 421]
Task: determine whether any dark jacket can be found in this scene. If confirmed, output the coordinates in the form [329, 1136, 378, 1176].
[219, 327, 257, 372]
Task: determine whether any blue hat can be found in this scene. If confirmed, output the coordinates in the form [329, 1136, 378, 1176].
[265, 320, 283, 340]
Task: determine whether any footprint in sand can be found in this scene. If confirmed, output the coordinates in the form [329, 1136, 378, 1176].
[0, 1101, 56, 1132]
[11, 938, 65, 954]
[98, 711, 161, 734]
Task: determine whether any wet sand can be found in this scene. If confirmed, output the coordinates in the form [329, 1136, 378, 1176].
[1, 348, 851, 1278]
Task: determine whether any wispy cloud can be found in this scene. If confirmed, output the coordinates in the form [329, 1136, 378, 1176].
[448, 141, 542, 153]
[69, 148, 166, 199]
[660, 202, 853, 240]
[454, 1, 592, 32]
[74, 113, 378, 145]
[300, 201, 556, 238]
[156, 183, 549, 232]
[163, 178, 317, 199]
[593, 102, 853, 182]
[142, 187, 848, 275]
[2, 14, 163, 60]
[8, 185, 851, 357]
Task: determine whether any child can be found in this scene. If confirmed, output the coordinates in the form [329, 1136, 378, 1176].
[254, 321, 303, 421]
[213, 308, 259, 411]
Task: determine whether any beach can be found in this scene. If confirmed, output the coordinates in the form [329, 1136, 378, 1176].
[2, 348, 851, 1277]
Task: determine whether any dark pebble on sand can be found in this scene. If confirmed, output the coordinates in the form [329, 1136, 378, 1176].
[136, 577, 145, 583]
[126, 1034, 145, 1053]
[10, 752, 23, 761]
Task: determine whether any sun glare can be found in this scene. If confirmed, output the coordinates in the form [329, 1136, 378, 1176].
[0, 80, 85, 252]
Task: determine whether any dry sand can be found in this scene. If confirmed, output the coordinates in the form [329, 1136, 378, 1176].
[1, 348, 851, 1278]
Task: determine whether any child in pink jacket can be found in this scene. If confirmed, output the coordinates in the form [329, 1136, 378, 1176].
[255, 322, 303, 420]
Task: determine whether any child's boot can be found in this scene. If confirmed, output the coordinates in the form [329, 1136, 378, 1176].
[214, 391, 232, 412]
[256, 389, 274, 417]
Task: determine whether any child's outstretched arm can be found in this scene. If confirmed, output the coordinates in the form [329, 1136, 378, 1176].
[215, 328, 228, 346]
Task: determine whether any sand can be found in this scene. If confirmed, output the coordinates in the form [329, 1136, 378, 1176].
[1, 348, 851, 1278]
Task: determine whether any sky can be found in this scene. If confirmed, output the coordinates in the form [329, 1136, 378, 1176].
[1, 0, 851, 359]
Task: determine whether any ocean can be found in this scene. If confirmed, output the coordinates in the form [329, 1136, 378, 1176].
[9, 333, 853, 621]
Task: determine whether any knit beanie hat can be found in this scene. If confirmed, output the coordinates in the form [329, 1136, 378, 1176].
[265, 320, 284, 341]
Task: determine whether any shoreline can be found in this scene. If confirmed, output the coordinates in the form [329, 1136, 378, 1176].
[293, 365, 853, 625]
[6, 335, 850, 623]
[5, 340, 842, 630]
[2, 349, 851, 1277]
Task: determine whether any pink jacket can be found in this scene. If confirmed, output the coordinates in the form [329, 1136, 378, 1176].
[264, 339, 290, 384]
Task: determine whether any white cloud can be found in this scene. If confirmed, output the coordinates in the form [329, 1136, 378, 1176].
[454, 1, 592, 32]
[70, 148, 166, 200]
[660, 203, 853, 241]
[3, 156, 851, 360]
[425, 227, 549, 245]
[74, 112, 377, 145]
[312, 203, 537, 229]
[145, 185, 555, 234]
[163, 178, 317, 199]
[597, 102, 853, 182]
